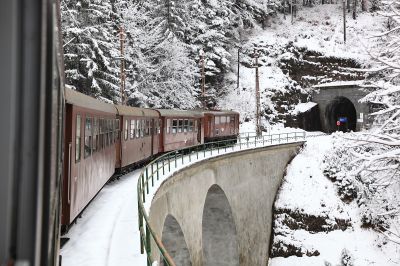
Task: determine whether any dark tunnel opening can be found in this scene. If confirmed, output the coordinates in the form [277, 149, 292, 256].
[325, 97, 357, 133]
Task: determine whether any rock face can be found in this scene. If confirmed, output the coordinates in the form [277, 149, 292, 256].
[270, 208, 351, 258]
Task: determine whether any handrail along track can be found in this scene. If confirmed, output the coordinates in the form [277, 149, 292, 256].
[137, 131, 307, 265]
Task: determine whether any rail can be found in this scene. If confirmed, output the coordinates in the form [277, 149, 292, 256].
[137, 131, 306, 266]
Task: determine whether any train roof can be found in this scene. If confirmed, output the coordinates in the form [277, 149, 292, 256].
[201, 110, 240, 116]
[115, 105, 159, 117]
[156, 109, 204, 118]
[65, 86, 117, 114]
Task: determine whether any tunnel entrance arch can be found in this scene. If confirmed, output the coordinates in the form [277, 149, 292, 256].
[325, 96, 357, 133]
[161, 214, 192, 266]
[202, 184, 239, 266]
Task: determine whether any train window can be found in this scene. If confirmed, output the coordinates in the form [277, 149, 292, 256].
[158, 119, 162, 134]
[108, 119, 113, 145]
[230, 116, 235, 123]
[178, 119, 183, 133]
[146, 120, 150, 136]
[215, 116, 220, 125]
[98, 119, 103, 150]
[189, 120, 194, 132]
[106, 119, 109, 146]
[172, 119, 178, 134]
[84, 117, 92, 158]
[75, 115, 81, 162]
[183, 119, 189, 132]
[93, 118, 98, 153]
[135, 120, 140, 138]
[130, 120, 135, 139]
[115, 119, 120, 141]
[167, 119, 171, 134]
[124, 119, 128, 141]
[221, 116, 227, 123]
[215, 128, 219, 135]
[141, 120, 144, 138]
[194, 120, 198, 132]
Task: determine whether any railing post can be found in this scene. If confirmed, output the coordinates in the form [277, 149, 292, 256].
[175, 152, 177, 168]
[145, 224, 151, 257]
[279, 134, 281, 143]
[151, 164, 154, 187]
[162, 159, 165, 176]
[141, 174, 145, 203]
[156, 161, 159, 180]
[197, 146, 199, 160]
[168, 155, 171, 172]
[270, 134, 272, 144]
[286, 133, 289, 143]
[189, 150, 191, 162]
[146, 168, 149, 194]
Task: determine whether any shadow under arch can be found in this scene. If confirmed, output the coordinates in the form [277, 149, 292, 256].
[325, 96, 357, 133]
[202, 184, 239, 266]
[161, 214, 192, 266]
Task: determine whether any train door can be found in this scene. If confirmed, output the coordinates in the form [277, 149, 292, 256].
[197, 118, 202, 143]
[150, 118, 154, 156]
[115, 116, 122, 169]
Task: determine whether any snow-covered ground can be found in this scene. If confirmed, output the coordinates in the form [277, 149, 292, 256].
[269, 135, 400, 266]
[60, 170, 146, 266]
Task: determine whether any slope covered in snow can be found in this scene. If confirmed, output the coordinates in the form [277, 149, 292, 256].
[218, 4, 386, 124]
[269, 135, 400, 265]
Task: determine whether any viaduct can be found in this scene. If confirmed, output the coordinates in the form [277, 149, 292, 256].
[148, 142, 303, 266]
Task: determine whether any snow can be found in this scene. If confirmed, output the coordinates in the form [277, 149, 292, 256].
[313, 80, 365, 88]
[291, 102, 318, 114]
[269, 135, 400, 266]
[60, 170, 147, 266]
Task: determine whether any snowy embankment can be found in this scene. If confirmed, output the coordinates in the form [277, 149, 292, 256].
[60, 170, 146, 266]
[218, 4, 386, 124]
[269, 135, 400, 266]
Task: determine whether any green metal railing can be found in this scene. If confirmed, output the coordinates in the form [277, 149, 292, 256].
[137, 131, 306, 266]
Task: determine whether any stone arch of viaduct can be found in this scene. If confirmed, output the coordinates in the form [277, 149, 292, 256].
[148, 142, 303, 266]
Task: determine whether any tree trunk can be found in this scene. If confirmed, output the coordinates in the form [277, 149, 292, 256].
[361, 0, 368, 11]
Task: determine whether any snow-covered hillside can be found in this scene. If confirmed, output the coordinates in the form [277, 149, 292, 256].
[219, 4, 386, 124]
[269, 135, 400, 266]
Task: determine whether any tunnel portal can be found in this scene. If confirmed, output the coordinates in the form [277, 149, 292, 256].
[324, 97, 357, 133]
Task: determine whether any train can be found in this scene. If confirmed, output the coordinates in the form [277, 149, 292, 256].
[62, 86, 240, 231]
[0, 0, 239, 264]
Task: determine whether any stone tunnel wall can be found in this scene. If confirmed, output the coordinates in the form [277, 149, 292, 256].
[312, 86, 372, 132]
[148, 142, 304, 266]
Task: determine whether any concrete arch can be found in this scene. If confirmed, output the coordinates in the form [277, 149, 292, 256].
[202, 184, 239, 266]
[161, 214, 192, 266]
[324, 96, 357, 133]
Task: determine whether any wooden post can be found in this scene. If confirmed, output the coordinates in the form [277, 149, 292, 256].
[237, 48, 240, 95]
[200, 52, 206, 108]
[119, 26, 126, 105]
[343, 0, 346, 43]
[254, 49, 261, 137]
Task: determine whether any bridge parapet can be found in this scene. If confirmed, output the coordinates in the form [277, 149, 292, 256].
[137, 132, 305, 265]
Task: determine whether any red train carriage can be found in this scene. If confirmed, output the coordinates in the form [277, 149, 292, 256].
[157, 109, 204, 152]
[62, 87, 118, 230]
[203, 110, 240, 142]
[116, 105, 160, 169]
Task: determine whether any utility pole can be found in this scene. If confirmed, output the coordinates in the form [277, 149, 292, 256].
[343, 0, 346, 43]
[237, 47, 240, 95]
[254, 49, 261, 137]
[119, 26, 126, 105]
[200, 51, 206, 108]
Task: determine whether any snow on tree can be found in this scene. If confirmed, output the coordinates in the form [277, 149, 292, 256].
[61, 0, 121, 102]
